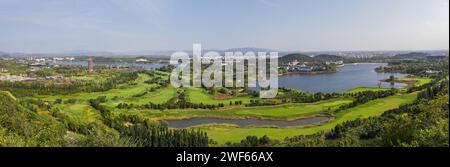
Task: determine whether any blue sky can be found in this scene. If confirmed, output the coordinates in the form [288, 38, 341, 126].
[0, 0, 448, 52]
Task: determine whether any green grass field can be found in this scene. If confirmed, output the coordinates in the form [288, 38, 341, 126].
[38, 73, 178, 107]
[398, 77, 433, 86]
[38, 73, 154, 101]
[198, 92, 418, 145]
[186, 88, 255, 105]
[231, 98, 352, 118]
[120, 98, 353, 120]
[103, 85, 177, 108]
[55, 103, 103, 125]
[345, 87, 391, 93]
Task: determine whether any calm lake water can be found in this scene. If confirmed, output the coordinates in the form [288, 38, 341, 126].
[165, 117, 331, 128]
[277, 63, 407, 93]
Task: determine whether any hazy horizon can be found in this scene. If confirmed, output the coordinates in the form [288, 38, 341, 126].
[1, 47, 449, 55]
[1, 0, 449, 53]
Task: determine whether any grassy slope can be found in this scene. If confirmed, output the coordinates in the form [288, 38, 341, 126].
[0, 91, 66, 146]
[56, 103, 103, 124]
[200, 92, 417, 145]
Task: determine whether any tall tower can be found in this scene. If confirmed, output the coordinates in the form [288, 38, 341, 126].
[87, 58, 94, 73]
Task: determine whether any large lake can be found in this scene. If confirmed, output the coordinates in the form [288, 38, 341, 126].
[277, 63, 407, 93]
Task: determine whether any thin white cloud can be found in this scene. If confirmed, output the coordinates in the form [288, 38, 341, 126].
[0, 14, 99, 29]
[0, 13, 139, 39]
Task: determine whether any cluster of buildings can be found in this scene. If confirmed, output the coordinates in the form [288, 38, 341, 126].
[280, 60, 317, 72]
[25, 57, 76, 66]
[325, 60, 344, 66]
[1, 56, 78, 68]
[1, 57, 94, 82]
[25, 57, 76, 62]
[282, 60, 344, 72]
[0, 74, 37, 82]
[0, 73, 66, 82]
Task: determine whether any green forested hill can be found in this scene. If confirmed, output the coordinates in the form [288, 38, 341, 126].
[279, 53, 343, 64]
[1, 89, 209, 147]
[314, 54, 343, 61]
[0, 91, 67, 146]
[392, 52, 428, 59]
[279, 53, 315, 64]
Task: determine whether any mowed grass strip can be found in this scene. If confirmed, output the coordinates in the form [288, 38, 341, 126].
[56, 103, 103, 124]
[231, 98, 353, 118]
[345, 87, 391, 93]
[103, 85, 177, 108]
[186, 88, 255, 105]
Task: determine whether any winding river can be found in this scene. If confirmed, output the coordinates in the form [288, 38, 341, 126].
[165, 117, 331, 129]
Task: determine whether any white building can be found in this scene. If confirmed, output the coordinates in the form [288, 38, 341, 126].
[65, 57, 75, 61]
[35, 58, 46, 62]
[136, 58, 148, 63]
[325, 60, 344, 65]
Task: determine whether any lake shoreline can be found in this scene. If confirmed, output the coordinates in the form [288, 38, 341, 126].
[281, 70, 337, 76]
[163, 115, 333, 129]
[278, 63, 408, 93]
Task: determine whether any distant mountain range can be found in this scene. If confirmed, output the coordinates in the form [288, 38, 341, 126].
[0, 47, 281, 57]
[0, 49, 448, 58]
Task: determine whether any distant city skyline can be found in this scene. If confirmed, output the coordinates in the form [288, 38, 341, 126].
[0, 0, 449, 53]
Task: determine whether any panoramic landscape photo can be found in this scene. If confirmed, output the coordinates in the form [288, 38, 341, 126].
[0, 0, 449, 147]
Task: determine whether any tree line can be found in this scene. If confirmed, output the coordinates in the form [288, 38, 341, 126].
[117, 88, 243, 110]
[89, 96, 209, 147]
[0, 71, 139, 97]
